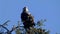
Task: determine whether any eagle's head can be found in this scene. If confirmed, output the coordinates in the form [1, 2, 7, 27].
[23, 6, 30, 14]
[23, 6, 29, 12]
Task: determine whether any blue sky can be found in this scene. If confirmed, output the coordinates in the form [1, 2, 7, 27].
[0, 0, 60, 34]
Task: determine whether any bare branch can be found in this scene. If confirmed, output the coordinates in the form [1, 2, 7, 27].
[2, 20, 10, 26]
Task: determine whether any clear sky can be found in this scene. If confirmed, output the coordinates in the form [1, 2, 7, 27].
[0, 0, 60, 34]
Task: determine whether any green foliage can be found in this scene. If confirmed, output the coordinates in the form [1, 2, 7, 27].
[15, 29, 21, 34]
[0, 19, 50, 34]
[14, 19, 50, 34]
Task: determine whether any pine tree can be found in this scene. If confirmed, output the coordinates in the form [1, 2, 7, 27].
[0, 7, 58, 34]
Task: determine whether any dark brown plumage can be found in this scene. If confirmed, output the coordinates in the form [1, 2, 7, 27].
[21, 7, 35, 29]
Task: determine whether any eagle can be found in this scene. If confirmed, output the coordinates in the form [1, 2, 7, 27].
[21, 6, 35, 29]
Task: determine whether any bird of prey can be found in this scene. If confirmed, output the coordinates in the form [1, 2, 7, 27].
[21, 6, 35, 29]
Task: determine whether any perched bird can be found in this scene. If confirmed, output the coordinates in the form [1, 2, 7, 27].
[21, 6, 35, 29]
